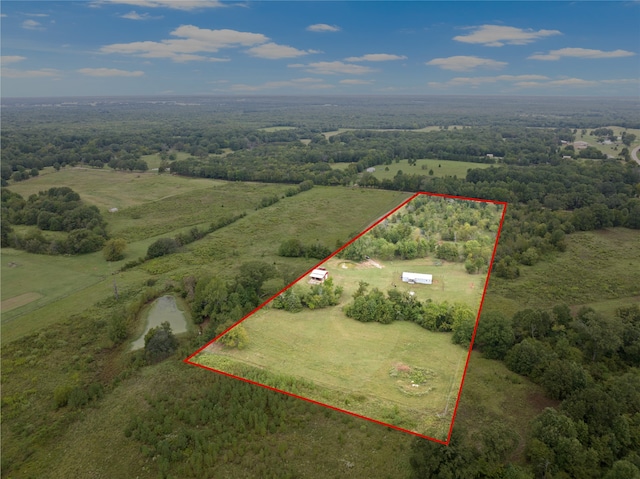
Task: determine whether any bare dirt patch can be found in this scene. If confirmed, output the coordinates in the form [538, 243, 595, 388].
[1, 292, 43, 312]
[356, 258, 384, 269]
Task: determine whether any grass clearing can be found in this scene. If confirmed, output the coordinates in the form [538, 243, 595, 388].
[488, 228, 640, 311]
[455, 353, 559, 464]
[193, 251, 487, 441]
[574, 126, 640, 158]
[197, 312, 467, 441]
[257, 126, 297, 132]
[2, 181, 409, 343]
[369, 158, 492, 180]
[6, 168, 223, 213]
[140, 151, 191, 169]
[1, 292, 43, 312]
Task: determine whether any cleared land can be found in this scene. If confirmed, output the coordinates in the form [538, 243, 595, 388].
[484, 227, 640, 317]
[194, 251, 489, 441]
[369, 159, 492, 180]
[2, 170, 409, 343]
[1, 292, 43, 312]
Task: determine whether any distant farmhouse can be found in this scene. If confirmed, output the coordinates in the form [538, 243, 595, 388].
[573, 141, 589, 150]
[309, 267, 329, 283]
[401, 272, 432, 285]
[366, 167, 376, 173]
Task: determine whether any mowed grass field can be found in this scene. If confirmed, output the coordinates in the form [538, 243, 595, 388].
[198, 310, 467, 441]
[194, 251, 487, 440]
[323, 256, 486, 310]
[369, 159, 492, 180]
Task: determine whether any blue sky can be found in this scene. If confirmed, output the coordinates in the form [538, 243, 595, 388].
[1, 1, 638, 97]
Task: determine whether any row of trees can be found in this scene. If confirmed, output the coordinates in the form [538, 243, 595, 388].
[343, 282, 476, 345]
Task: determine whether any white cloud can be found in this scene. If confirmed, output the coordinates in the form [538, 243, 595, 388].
[1, 56, 27, 66]
[289, 61, 375, 75]
[2, 68, 60, 78]
[78, 68, 145, 77]
[0, 14, 7, 18]
[429, 75, 634, 90]
[426, 55, 507, 72]
[246, 42, 318, 59]
[429, 74, 549, 88]
[339, 79, 374, 85]
[97, 0, 225, 10]
[22, 19, 44, 30]
[600, 78, 638, 84]
[306, 24, 340, 32]
[344, 53, 407, 62]
[101, 25, 267, 62]
[230, 78, 333, 91]
[120, 11, 160, 20]
[453, 24, 561, 47]
[25, 13, 50, 17]
[528, 47, 636, 60]
[546, 78, 598, 87]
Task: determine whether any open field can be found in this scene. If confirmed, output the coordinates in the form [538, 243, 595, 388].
[324, 256, 486, 309]
[369, 158, 492, 180]
[193, 250, 488, 440]
[487, 228, 640, 312]
[6, 168, 223, 213]
[140, 151, 191, 169]
[3, 171, 409, 342]
[197, 313, 467, 441]
[455, 352, 560, 463]
[257, 126, 297, 132]
[574, 126, 640, 158]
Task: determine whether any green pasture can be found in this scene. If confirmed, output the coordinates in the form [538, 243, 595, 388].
[488, 228, 640, 311]
[193, 252, 486, 440]
[108, 181, 287, 241]
[456, 352, 559, 463]
[2, 174, 409, 343]
[574, 126, 640, 158]
[6, 168, 222, 213]
[197, 310, 467, 440]
[368, 159, 492, 180]
[323, 256, 486, 310]
[140, 151, 191, 169]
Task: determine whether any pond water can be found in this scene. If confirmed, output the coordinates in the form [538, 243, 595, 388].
[131, 295, 188, 350]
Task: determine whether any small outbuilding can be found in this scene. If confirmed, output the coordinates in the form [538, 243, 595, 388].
[401, 272, 432, 285]
[310, 267, 329, 283]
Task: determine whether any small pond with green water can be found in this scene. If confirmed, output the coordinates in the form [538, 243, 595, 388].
[131, 295, 188, 350]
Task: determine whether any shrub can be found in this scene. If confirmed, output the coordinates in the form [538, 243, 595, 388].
[146, 237, 179, 259]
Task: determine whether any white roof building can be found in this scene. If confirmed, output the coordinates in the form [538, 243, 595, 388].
[401, 272, 432, 284]
[310, 268, 329, 282]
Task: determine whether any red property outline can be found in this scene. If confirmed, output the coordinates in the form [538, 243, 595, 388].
[185, 191, 508, 445]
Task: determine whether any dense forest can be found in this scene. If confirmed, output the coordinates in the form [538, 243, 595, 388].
[1, 96, 639, 478]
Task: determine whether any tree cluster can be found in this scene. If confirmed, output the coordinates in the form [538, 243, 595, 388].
[1, 187, 108, 254]
[343, 283, 476, 345]
[271, 278, 343, 312]
[470, 304, 640, 478]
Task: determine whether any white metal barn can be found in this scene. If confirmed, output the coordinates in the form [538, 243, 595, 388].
[310, 268, 329, 282]
[401, 272, 432, 285]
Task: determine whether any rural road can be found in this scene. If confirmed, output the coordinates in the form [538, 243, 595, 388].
[631, 145, 640, 166]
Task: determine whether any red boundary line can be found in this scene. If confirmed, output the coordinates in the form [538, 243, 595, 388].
[184, 191, 508, 445]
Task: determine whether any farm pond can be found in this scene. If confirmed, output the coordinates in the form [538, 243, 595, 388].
[131, 295, 188, 350]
